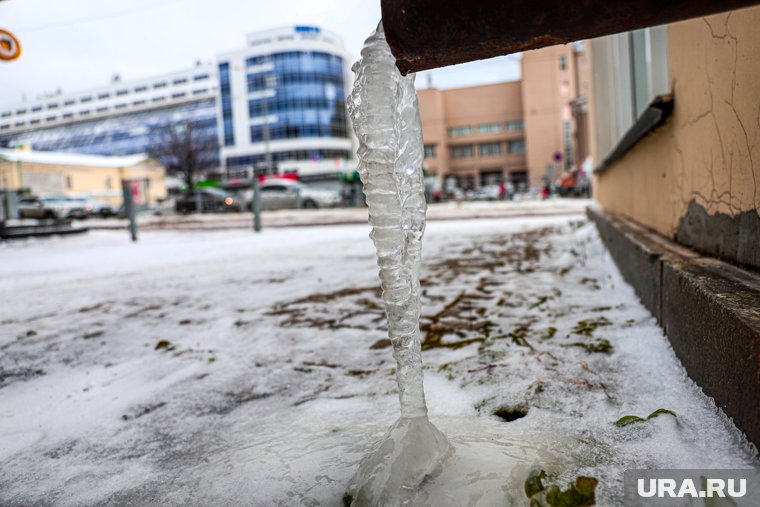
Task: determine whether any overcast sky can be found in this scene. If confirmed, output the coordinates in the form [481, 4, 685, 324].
[0, 0, 520, 107]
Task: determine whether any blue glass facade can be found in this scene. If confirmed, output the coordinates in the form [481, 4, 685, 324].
[245, 51, 348, 144]
[0, 99, 219, 168]
[218, 62, 235, 146]
[226, 148, 351, 169]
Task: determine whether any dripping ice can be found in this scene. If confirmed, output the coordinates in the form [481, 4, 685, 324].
[344, 22, 451, 505]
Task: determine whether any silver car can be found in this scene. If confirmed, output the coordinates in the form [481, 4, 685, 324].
[18, 196, 88, 220]
[246, 179, 342, 210]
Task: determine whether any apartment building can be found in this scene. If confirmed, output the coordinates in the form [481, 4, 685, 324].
[417, 43, 590, 190]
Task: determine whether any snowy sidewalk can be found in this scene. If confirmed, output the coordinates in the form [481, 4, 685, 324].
[0, 215, 756, 506]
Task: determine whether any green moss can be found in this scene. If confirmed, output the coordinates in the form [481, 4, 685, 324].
[542, 327, 557, 340]
[525, 468, 598, 507]
[571, 317, 612, 337]
[614, 408, 677, 427]
[562, 339, 613, 354]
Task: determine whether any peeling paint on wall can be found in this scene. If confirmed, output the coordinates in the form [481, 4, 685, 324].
[592, 6, 760, 259]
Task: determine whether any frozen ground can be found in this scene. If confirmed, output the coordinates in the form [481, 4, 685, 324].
[0, 215, 757, 506]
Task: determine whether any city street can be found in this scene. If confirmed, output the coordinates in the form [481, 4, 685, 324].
[1, 214, 756, 506]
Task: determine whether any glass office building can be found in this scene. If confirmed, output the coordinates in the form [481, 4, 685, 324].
[0, 26, 354, 178]
[217, 26, 354, 174]
[0, 100, 218, 166]
[0, 66, 220, 170]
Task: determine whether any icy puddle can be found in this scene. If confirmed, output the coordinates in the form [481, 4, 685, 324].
[0, 217, 757, 506]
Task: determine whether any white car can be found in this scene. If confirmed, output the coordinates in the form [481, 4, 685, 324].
[246, 179, 342, 210]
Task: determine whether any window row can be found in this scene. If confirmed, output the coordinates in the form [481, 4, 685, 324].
[2, 76, 211, 118]
[449, 140, 526, 159]
[248, 97, 344, 117]
[447, 120, 525, 137]
[246, 51, 342, 67]
[249, 121, 348, 143]
[247, 71, 343, 93]
[226, 148, 351, 168]
[3, 94, 209, 127]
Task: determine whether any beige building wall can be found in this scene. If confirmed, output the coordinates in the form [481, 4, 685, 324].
[521, 44, 578, 186]
[0, 160, 166, 207]
[593, 6, 760, 239]
[418, 81, 526, 190]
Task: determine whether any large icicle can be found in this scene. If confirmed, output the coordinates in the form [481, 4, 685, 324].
[344, 22, 450, 506]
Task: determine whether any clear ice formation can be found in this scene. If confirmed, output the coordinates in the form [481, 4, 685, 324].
[345, 22, 451, 505]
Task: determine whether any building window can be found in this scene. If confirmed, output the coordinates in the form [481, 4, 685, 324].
[479, 142, 502, 157]
[45, 116, 57, 121]
[114, 103, 127, 109]
[152, 96, 166, 102]
[153, 82, 167, 89]
[193, 74, 209, 81]
[507, 139, 526, 154]
[16, 109, 27, 115]
[477, 123, 501, 134]
[173, 78, 188, 85]
[219, 62, 235, 146]
[450, 145, 474, 159]
[0, 112, 9, 118]
[31, 106, 42, 112]
[424, 144, 437, 159]
[47, 103, 58, 109]
[80, 97, 92, 103]
[505, 120, 524, 131]
[106, 177, 112, 190]
[96, 107, 108, 113]
[97, 93, 110, 99]
[133, 100, 146, 106]
[134, 86, 148, 92]
[0, 124, 9, 130]
[563, 120, 573, 167]
[62, 113, 73, 119]
[172, 93, 186, 99]
[66, 176, 72, 189]
[559, 55, 568, 70]
[63, 100, 75, 106]
[116, 89, 129, 96]
[448, 126, 472, 137]
[192, 88, 208, 95]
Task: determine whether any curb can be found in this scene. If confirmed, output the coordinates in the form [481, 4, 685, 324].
[588, 206, 760, 449]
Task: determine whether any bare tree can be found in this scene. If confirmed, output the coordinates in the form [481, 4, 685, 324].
[148, 121, 218, 190]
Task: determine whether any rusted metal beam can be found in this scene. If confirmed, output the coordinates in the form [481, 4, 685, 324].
[381, 0, 760, 74]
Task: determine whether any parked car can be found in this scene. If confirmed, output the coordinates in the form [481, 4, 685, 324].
[469, 185, 501, 201]
[78, 198, 116, 218]
[18, 196, 88, 220]
[245, 179, 342, 210]
[175, 188, 242, 213]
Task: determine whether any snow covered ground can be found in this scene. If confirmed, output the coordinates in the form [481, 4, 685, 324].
[0, 215, 757, 506]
